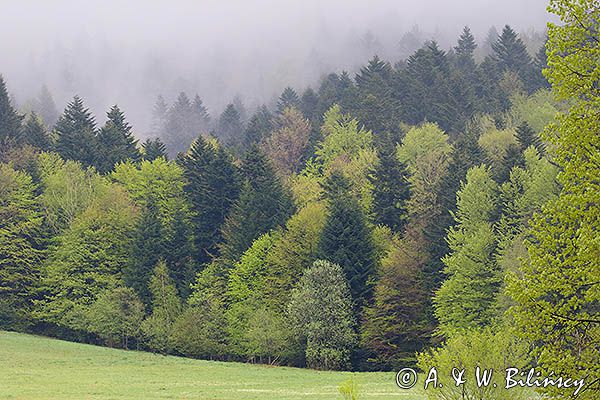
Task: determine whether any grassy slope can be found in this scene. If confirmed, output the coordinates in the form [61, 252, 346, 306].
[0, 331, 425, 399]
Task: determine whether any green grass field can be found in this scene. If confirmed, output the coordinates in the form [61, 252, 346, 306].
[0, 331, 425, 399]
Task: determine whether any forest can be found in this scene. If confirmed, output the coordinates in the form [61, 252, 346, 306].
[0, 1, 598, 399]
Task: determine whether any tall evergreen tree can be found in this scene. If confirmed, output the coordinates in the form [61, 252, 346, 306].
[219, 146, 292, 263]
[300, 87, 319, 122]
[454, 26, 477, 71]
[142, 138, 167, 161]
[22, 112, 52, 151]
[369, 142, 410, 233]
[317, 172, 376, 312]
[242, 105, 272, 148]
[151, 95, 168, 135]
[191, 95, 210, 133]
[515, 121, 542, 153]
[54, 95, 97, 167]
[0, 75, 23, 155]
[217, 103, 243, 146]
[181, 135, 240, 266]
[96, 105, 140, 173]
[492, 25, 534, 89]
[162, 92, 196, 156]
[34, 85, 59, 128]
[276, 87, 300, 114]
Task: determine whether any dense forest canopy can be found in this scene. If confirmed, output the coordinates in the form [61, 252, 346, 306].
[0, 0, 598, 399]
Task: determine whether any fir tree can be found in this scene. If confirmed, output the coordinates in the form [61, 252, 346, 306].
[243, 105, 272, 148]
[191, 95, 210, 133]
[219, 146, 293, 263]
[34, 85, 59, 128]
[162, 92, 195, 156]
[317, 172, 376, 312]
[22, 112, 52, 151]
[142, 138, 167, 161]
[96, 105, 140, 174]
[492, 25, 534, 89]
[151, 95, 168, 135]
[454, 26, 477, 71]
[181, 135, 240, 266]
[515, 121, 542, 153]
[300, 87, 319, 122]
[276, 87, 300, 114]
[54, 95, 97, 167]
[217, 103, 243, 146]
[0, 75, 23, 154]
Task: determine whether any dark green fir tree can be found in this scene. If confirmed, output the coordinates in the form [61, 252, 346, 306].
[54, 95, 97, 167]
[96, 105, 141, 173]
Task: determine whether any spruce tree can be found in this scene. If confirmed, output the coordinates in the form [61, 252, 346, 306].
[35, 85, 59, 128]
[243, 105, 272, 148]
[142, 138, 167, 161]
[454, 26, 477, 71]
[162, 92, 195, 156]
[151, 95, 168, 135]
[96, 105, 140, 173]
[0, 75, 23, 155]
[219, 146, 293, 263]
[54, 95, 97, 167]
[276, 87, 300, 114]
[300, 87, 319, 122]
[191, 95, 210, 133]
[22, 112, 52, 151]
[181, 135, 240, 266]
[515, 121, 542, 153]
[370, 142, 410, 233]
[317, 172, 376, 312]
[492, 25, 534, 89]
[217, 103, 243, 146]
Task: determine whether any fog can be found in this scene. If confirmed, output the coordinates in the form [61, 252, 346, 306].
[0, 0, 551, 136]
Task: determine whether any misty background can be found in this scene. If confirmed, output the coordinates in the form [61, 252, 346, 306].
[1, 0, 551, 137]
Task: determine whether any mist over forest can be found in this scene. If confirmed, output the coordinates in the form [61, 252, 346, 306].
[2, 0, 550, 136]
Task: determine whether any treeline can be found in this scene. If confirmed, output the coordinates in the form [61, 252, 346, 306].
[0, 11, 598, 399]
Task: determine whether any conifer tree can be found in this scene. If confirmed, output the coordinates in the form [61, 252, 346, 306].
[54, 95, 97, 167]
[191, 94, 210, 132]
[162, 92, 196, 156]
[492, 25, 534, 89]
[515, 121, 542, 153]
[181, 135, 240, 266]
[300, 87, 319, 122]
[34, 85, 59, 128]
[22, 112, 52, 151]
[243, 105, 273, 148]
[317, 172, 376, 312]
[370, 141, 410, 233]
[0, 75, 23, 155]
[96, 105, 140, 173]
[217, 103, 243, 146]
[276, 87, 300, 114]
[142, 138, 167, 161]
[454, 26, 477, 71]
[219, 146, 292, 263]
[151, 95, 168, 135]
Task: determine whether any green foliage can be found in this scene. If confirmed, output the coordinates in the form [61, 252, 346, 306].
[277, 87, 300, 113]
[338, 377, 361, 400]
[36, 182, 137, 331]
[434, 166, 500, 336]
[0, 164, 43, 329]
[86, 286, 145, 349]
[181, 135, 240, 266]
[142, 260, 183, 354]
[170, 304, 229, 360]
[288, 260, 356, 370]
[141, 137, 167, 161]
[95, 105, 140, 174]
[217, 103, 243, 146]
[22, 112, 52, 151]
[318, 172, 376, 312]
[219, 146, 292, 263]
[54, 96, 97, 167]
[0, 75, 23, 155]
[417, 327, 530, 400]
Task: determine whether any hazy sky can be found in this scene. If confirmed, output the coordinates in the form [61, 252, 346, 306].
[0, 0, 552, 135]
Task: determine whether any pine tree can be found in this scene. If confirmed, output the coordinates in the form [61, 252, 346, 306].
[219, 146, 293, 263]
[515, 121, 542, 153]
[0, 75, 23, 155]
[96, 105, 140, 173]
[54, 95, 97, 167]
[34, 85, 59, 128]
[355, 56, 392, 89]
[142, 138, 167, 161]
[217, 103, 243, 146]
[317, 172, 376, 312]
[181, 135, 240, 266]
[276, 87, 300, 114]
[22, 112, 52, 151]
